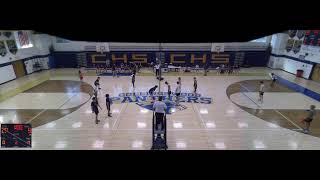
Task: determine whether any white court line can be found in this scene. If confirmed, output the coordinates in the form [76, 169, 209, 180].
[26, 109, 47, 123]
[112, 103, 127, 129]
[274, 109, 302, 130]
[239, 83, 261, 108]
[26, 93, 79, 124]
[57, 93, 78, 109]
[239, 83, 302, 131]
[192, 102, 216, 148]
[192, 103, 206, 128]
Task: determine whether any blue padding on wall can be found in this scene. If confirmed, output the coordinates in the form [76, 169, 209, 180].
[0, 62, 12, 68]
[53, 53, 78, 68]
[276, 75, 320, 102]
[48, 55, 56, 68]
[53, 51, 270, 68]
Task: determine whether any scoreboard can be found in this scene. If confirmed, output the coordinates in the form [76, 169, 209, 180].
[1, 124, 32, 148]
[303, 30, 320, 46]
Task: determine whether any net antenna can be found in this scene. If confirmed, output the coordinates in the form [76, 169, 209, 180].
[158, 43, 163, 93]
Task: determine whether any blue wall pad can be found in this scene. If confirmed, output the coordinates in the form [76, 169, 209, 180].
[276, 75, 320, 102]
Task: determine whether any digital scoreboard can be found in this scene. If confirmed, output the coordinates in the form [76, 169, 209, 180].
[1, 124, 32, 148]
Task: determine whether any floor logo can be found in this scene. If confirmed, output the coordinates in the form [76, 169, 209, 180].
[111, 92, 212, 114]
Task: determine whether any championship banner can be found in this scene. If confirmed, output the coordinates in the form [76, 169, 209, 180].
[4, 31, 12, 38]
[6, 40, 18, 55]
[0, 41, 7, 57]
[297, 30, 306, 39]
[293, 40, 302, 54]
[285, 39, 294, 52]
[288, 30, 297, 38]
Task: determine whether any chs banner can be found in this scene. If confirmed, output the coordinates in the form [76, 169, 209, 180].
[53, 51, 269, 68]
[86, 51, 268, 67]
[88, 51, 231, 67]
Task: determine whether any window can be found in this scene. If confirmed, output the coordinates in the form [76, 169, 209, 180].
[250, 36, 267, 43]
[56, 37, 71, 43]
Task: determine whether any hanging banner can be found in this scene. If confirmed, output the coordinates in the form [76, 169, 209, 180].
[288, 30, 297, 38]
[297, 30, 306, 39]
[293, 40, 302, 54]
[6, 40, 18, 55]
[0, 41, 7, 57]
[285, 39, 294, 52]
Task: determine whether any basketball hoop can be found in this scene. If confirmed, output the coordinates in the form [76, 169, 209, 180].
[99, 46, 105, 54]
[211, 43, 224, 53]
[216, 46, 221, 54]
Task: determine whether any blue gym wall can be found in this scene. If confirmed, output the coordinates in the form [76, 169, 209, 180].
[53, 51, 269, 68]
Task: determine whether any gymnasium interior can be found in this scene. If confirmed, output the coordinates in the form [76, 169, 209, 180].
[0, 30, 319, 150]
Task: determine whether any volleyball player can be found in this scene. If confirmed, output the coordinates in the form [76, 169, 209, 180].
[175, 81, 181, 105]
[93, 88, 98, 99]
[105, 94, 112, 117]
[301, 105, 316, 134]
[91, 97, 102, 124]
[131, 73, 135, 88]
[78, 69, 83, 81]
[270, 73, 277, 87]
[258, 81, 265, 103]
[94, 77, 101, 90]
[149, 85, 158, 101]
[112, 64, 116, 77]
[193, 77, 198, 93]
[165, 81, 171, 98]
